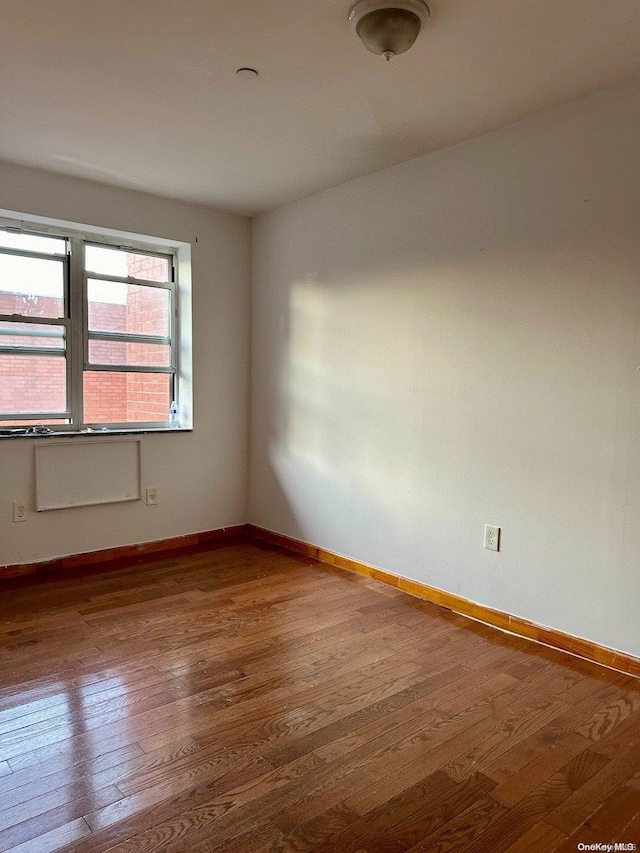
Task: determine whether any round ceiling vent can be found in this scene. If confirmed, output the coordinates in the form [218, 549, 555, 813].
[236, 67, 259, 80]
[348, 0, 430, 61]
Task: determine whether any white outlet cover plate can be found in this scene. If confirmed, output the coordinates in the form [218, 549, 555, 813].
[13, 501, 27, 522]
[484, 524, 500, 551]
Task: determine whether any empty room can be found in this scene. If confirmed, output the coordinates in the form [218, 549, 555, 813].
[1, 1, 640, 851]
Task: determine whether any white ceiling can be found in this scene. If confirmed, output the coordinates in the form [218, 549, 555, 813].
[1, 0, 639, 215]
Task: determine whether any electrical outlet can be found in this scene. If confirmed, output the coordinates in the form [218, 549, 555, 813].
[146, 488, 158, 506]
[13, 501, 27, 522]
[484, 524, 500, 552]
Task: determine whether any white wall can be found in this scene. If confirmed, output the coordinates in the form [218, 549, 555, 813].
[0, 162, 250, 565]
[250, 73, 640, 659]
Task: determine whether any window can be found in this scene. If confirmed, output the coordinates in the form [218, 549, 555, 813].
[0, 220, 185, 433]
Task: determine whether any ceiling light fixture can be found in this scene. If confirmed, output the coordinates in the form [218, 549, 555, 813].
[348, 0, 430, 61]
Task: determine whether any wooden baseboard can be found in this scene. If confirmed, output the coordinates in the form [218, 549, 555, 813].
[247, 524, 640, 679]
[0, 524, 249, 581]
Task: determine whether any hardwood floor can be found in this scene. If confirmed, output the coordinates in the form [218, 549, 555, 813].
[0, 539, 638, 852]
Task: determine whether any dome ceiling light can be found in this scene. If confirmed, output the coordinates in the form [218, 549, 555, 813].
[348, 0, 430, 61]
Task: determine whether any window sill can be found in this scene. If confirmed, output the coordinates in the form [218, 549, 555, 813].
[0, 427, 193, 440]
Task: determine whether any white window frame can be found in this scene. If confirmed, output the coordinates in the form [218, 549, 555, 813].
[0, 215, 188, 434]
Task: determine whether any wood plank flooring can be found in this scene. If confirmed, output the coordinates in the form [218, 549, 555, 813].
[0, 539, 638, 852]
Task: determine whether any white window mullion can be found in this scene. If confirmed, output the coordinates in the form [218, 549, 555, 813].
[69, 235, 85, 430]
[171, 278, 178, 407]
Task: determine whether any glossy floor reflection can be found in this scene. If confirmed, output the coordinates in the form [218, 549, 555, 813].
[0, 539, 638, 852]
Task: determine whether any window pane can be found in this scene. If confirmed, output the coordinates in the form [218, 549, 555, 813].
[0, 322, 65, 350]
[85, 245, 170, 282]
[0, 419, 68, 427]
[87, 280, 170, 337]
[83, 372, 171, 423]
[88, 340, 170, 367]
[0, 354, 66, 415]
[0, 253, 65, 318]
[0, 230, 66, 255]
